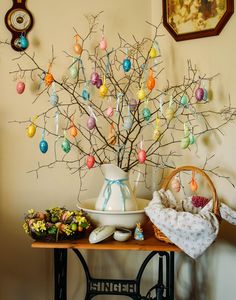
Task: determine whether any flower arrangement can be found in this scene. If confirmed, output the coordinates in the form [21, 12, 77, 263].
[23, 207, 90, 241]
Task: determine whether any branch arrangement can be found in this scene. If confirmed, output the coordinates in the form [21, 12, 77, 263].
[8, 13, 236, 189]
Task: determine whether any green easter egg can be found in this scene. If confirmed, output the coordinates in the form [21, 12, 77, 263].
[62, 139, 71, 153]
[180, 94, 188, 107]
[142, 107, 151, 121]
[189, 133, 196, 145]
[181, 136, 190, 149]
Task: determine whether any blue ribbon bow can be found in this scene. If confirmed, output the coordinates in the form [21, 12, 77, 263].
[102, 178, 130, 211]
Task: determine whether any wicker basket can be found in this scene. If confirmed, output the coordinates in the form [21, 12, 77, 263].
[153, 165, 220, 244]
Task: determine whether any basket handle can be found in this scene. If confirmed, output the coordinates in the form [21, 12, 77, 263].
[161, 165, 220, 217]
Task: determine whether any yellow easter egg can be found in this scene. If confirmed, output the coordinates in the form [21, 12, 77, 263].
[99, 84, 108, 97]
[165, 107, 174, 121]
[149, 47, 157, 58]
[137, 88, 146, 101]
[153, 128, 161, 140]
[27, 123, 36, 138]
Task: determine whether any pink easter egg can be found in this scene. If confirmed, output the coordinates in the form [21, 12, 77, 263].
[86, 155, 95, 169]
[90, 72, 99, 85]
[106, 106, 114, 117]
[171, 177, 181, 192]
[99, 37, 107, 50]
[87, 116, 96, 130]
[138, 149, 146, 164]
[16, 81, 25, 94]
[195, 87, 204, 101]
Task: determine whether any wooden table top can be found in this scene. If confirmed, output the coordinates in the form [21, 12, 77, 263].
[31, 221, 181, 252]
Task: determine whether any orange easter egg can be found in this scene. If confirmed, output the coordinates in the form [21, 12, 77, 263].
[70, 126, 78, 137]
[45, 73, 54, 86]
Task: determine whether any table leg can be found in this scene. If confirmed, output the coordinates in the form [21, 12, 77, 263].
[169, 252, 175, 300]
[54, 249, 67, 300]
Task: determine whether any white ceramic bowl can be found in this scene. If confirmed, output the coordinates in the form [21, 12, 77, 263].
[77, 198, 149, 230]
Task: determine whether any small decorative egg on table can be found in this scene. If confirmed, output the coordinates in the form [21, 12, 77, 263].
[134, 222, 144, 241]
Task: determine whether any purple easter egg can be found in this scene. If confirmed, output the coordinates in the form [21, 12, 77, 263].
[87, 116, 96, 130]
[90, 72, 99, 85]
[195, 87, 204, 101]
[129, 99, 138, 111]
[96, 78, 103, 88]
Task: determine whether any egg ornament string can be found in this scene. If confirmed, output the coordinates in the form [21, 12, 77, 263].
[73, 34, 83, 55]
[39, 129, 48, 154]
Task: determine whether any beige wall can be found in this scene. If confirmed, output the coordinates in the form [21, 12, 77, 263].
[0, 1, 236, 299]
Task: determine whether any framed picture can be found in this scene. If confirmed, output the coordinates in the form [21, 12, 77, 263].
[162, 0, 234, 41]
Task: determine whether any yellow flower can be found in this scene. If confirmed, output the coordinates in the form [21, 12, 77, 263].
[23, 222, 29, 234]
[28, 209, 34, 214]
[32, 220, 46, 232]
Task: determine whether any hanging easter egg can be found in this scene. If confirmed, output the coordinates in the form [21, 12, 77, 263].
[123, 58, 131, 72]
[70, 125, 78, 137]
[165, 107, 174, 122]
[61, 138, 71, 153]
[184, 125, 190, 137]
[16, 81, 25, 94]
[190, 178, 198, 192]
[99, 84, 108, 97]
[195, 87, 204, 101]
[138, 149, 147, 164]
[39, 140, 48, 154]
[123, 116, 133, 130]
[180, 94, 188, 107]
[147, 70, 155, 91]
[86, 155, 95, 169]
[189, 133, 196, 145]
[50, 93, 59, 106]
[99, 37, 107, 50]
[203, 88, 208, 101]
[129, 99, 138, 111]
[74, 43, 83, 55]
[87, 116, 96, 130]
[153, 128, 161, 140]
[20, 35, 29, 49]
[108, 132, 116, 145]
[27, 123, 36, 138]
[171, 176, 181, 192]
[149, 47, 157, 58]
[142, 107, 151, 121]
[82, 89, 90, 101]
[45, 73, 54, 86]
[70, 65, 78, 79]
[90, 72, 99, 85]
[180, 136, 190, 149]
[137, 88, 146, 101]
[106, 106, 114, 117]
[96, 78, 102, 89]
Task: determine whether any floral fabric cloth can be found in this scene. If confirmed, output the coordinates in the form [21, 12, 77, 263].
[145, 190, 219, 259]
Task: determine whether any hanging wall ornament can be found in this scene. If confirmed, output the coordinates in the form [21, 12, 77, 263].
[45, 64, 54, 86]
[147, 68, 155, 91]
[73, 34, 83, 55]
[69, 118, 78, 138]
[86, 155, 95, 169]
[82, 82, 90, 101]
[189, 132, 196, 145]
[39, 130, 48, 154]
[153, 117, 161, 140]
[181, 136, 190, 149]
[69, 58, 79, 79]
[137, 87, 146, 101]
[123, 116, 133, 130]
[16, 80, 25, 94]
[108, 122, 116, 145]
[99, 76, 108, 98]
[106, 97, 114, 117]
[138, 141, 146, 164]
[90, 71, 99, 85]
[87, 106, 97, 130]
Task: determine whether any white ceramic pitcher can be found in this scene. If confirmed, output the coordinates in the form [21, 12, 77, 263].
[95, 164, 138, 211]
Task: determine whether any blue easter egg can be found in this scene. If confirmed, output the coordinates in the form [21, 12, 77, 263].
[123, 58, 131, 72]
[180, 94, 188, 107]
[20, 36, 29, 49]
[123, 116, 133, 130]
[61, 139, 71, 153]
[50, 93, 58, 106]
[203, 88, 208, 101]
[82, 89, 90, 101]
[39, 140, 48, 153]
[142, 107, 151, 121]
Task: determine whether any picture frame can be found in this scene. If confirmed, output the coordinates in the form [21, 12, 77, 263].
[162, 0, 234, 41]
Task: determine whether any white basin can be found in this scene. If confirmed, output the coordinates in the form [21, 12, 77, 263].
[77, 198, 149, 230]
